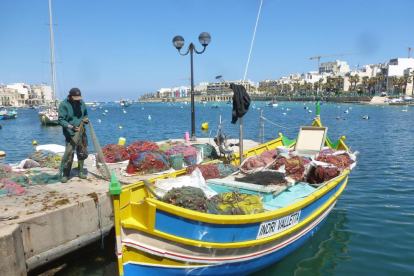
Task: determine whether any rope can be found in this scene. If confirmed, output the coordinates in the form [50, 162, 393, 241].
[243, 0, 263, 83]
[261, 116, 315, 129]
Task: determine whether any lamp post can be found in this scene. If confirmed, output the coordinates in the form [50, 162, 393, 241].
[172, 32, 211, 141]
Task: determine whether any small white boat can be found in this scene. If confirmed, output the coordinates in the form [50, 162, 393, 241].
[267, 101, 278, 107]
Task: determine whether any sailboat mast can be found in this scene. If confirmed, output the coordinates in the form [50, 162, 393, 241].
[48, 0, 57, 100]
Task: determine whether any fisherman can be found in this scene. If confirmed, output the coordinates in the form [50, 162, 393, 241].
[58, 88, 89, 183]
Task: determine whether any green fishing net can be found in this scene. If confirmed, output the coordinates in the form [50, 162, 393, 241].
[160, 186, 263, 215]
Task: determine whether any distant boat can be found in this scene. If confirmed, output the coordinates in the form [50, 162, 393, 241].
[0, 108, 17, 120]
[226, 100, 232, 105]
[39, 101, 60, 125]
[211, 102, 219, 108]
[267, 101, 278, 107]
[182, 100, 189, 105]
[91, 101, 100, 108]
[200, 99, 207, 104]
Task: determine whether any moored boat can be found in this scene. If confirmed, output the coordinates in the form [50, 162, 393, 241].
[38, 102, 60, 125]
[267, 100, 278, 107]
[211, 102, 219, 108]
[0, 108, 17, 120]
[110, 105, 356, 276]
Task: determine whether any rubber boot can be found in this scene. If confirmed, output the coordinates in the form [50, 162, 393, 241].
[78, 160, 87, 179]
[61, 165, 72, 183]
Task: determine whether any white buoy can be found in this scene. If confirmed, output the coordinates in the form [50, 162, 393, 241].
[142, 107, 144, 110]
[97, 119, 101, 123]
[123, 110, 127, 113]
[309, 110, 312, 113]
[148, 115, 151, 120]
[283, 113, 286, 115]
[344, 110, 348, 113]
[105, 110, 108, 112]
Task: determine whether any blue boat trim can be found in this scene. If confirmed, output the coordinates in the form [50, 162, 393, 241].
[154, 178, 346, 243]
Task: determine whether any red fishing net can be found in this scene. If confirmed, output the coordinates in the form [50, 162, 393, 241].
[260, 149, 278, 164]
[126, 150, 170, 175]
[316, 154, 351, 170]
[307, 166, 340, 184]
[271, 156, 311, 180]
[101, 144, 129, 163]
[128, 140, 159, 153]
[186, 164, 221, 180]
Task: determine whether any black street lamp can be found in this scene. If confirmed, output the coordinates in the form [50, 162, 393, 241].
[172, 32, 211, 141]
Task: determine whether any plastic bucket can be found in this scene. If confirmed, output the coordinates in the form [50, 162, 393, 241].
[170, 154, 183, 170]
[277, 146, 290, 155]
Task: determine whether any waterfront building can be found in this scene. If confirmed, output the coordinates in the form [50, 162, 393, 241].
[0, 87, 20, 107]
[171, 86, 189, 97]
[319, 60, 350, 74]
[156, 88, 172, 98]
[194, 82, 208, 94]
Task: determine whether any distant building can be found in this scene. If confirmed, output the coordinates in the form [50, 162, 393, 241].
[319, 60, 350, 74]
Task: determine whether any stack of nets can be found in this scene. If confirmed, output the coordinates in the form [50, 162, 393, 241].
[165, 144, 198, 166]
[307, 166, 340, 184]
[241, 149, 279, 173]
[186, 163, 239, 179]
[186, 164, 220, 180]
[161, 186, 263, 215]
[193, 144, 220, 163]
[129, 140, 159, 153]
[101, 144, 129, 163]
[0, 164, 61, 196]
[28, 150, 62, 169]
[315, 154, 351, 170]
[270, 156, 311, 180]
[236, 171, 287, 186]
[126, 150, 170, 175]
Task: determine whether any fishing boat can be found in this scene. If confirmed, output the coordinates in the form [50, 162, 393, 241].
[211, 102, 219, 108]
[110, 105, 356, 276]
[38, 101, 60, 125]
[0, 108, 17, 120]
[200, 99, 207, 104]
[267, 100, 278, 107]
[182, 100, 189, 105]
[91, 101, 100, 108]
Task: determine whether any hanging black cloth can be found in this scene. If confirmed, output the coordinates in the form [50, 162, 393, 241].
[230, 83, 251, 124]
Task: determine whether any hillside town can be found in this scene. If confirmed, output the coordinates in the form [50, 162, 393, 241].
[141, 57, 414, 100]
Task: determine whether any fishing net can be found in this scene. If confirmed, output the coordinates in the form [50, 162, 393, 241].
[315, 154, 351, 170]
[193, 143, 220, 163]
[88, 122, 111, 180]
[165, 145, 198, 166]
[270, 156, 311, 180]
[128, 140, 159, 153]
[236, 171, 287, 186]
[215, 163, 239, 177]
[307, 166, 340, 184]
[0, 183, 25, 196]
[28, 150, 62, 169]
[101, 144, 129, 163]
[126, 150, 170, 175]
[260, 149, 278, 163]
[186, 164, 220, 180]
[241, 156, 267, 173]
[161, 186, 263, 215]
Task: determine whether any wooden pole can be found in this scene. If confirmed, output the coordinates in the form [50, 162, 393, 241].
[258, 108, 263, 144]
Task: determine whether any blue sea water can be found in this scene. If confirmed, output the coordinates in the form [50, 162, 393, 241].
[3, 101, 414, 275]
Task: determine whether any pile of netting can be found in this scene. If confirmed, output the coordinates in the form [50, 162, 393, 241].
[270, 156, 311, 180]
[315, 154, 352, 170]
[161, 186, 264, 215]
[236, 171, 287, 186]
[126, 150, 170, 175]
[0, 164, 61, 196]
[101, 140, 160, 164]
[165, 144, 198, 166]
[193, 144, 220, 163]
[307, 166, 340, 184]
[28, 150, 62, 169]
[240, 149, 279, 173]
[101, 144, 129, 163]
[186, 163, 239, 180]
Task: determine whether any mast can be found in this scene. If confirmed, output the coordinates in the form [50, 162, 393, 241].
[48, 0, 57, 100]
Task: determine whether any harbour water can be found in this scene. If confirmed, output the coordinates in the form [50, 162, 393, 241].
[2, 102, 414, 275]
